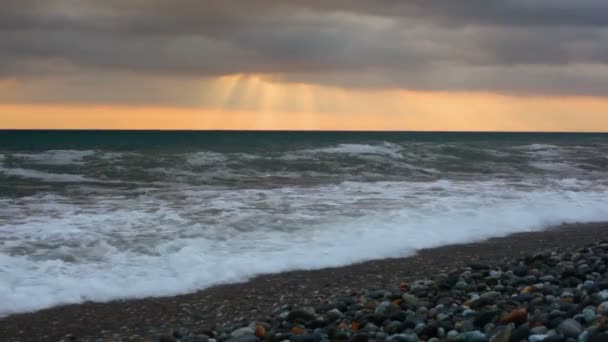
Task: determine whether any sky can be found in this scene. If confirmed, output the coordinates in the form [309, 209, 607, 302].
[1, 0, 608, 131]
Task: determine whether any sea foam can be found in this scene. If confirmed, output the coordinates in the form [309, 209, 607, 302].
[1, 179, 607, 316]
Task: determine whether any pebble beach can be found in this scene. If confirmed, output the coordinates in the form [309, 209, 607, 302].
[2, 223, 608, 342]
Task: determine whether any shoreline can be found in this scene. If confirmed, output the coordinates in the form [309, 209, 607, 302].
[1, 222, 608, 341]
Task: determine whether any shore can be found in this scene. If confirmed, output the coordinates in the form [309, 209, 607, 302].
[1, 222, 607, 342]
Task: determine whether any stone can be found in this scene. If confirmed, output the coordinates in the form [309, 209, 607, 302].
[455, 281, 469, 290]
[597, 302, 608, 315]
[437, 313, 450, 321]
[530, 327, 548, 335]
[231, 328, 255, 338]
[225, 336, 260, 342]
[287, 310, 317, 323]
[459, 330, 487, 342]
[513, 264, 528, 277]
[458, 320, 475, 332]
[389, 310, 408, 322]
[414, 322, 426, 334]
[583, 308, 597, 324]
[489, 326, 511, 342]
[528, 335, 550, 342]
[291, 326, 307, 335]
[481, 291, 500, 302]
[182, 336, 210, 342]
[157, 335, 177, 342]
[349, 334, 369, 342]
[363, 323, 379, 332]
[469, 263, 491, 270]
[387, 334, 418, 342]
[510, 323, 530, 342]
[521, 286, 535, 295]
[470, 292, 501, 308]
[557, 319, 583, 339]
[474, 310, 500, 327]
[376, 301, 398, 317]
[254, 325, 266, 339]
[385, 321, 403, 335]
[421, 323, 439, 338]
[499, 308, 527, 325]
[291, 334, 320, 342]
[326, 309, 344, 322]
[401, 294, 419, 306]
[588, 332, 608, 342]
[463, 309, 477, 318]
[511, 294, 535, 303]
[542, 336, 566, 342]
[307, 319, 328, 330]
[436, 296, 455, 306]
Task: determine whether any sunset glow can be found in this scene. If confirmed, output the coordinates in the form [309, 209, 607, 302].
[3, 79, 608, 131]
[2, 1, 608, 131]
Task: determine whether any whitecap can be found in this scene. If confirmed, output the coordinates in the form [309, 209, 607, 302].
[12, 150, 96, 165]
[0, 166, 98, 183]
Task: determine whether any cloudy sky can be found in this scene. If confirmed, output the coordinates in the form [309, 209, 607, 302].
[1, 0, 608, 130]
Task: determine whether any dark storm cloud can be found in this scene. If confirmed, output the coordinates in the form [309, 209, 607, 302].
[2, 0, 608, 97]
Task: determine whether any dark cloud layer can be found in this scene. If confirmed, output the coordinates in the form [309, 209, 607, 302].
[2, 0, 608, 99]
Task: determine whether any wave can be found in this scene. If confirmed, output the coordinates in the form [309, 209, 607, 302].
[1, 179, 607, 316]
[0, 166, 100, 183]
[186, 151, 228, 166]
[11, 150, 96, 165]
[299, 142, 404, 158]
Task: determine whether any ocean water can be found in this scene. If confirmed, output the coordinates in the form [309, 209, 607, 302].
[1, 130, 608, 316]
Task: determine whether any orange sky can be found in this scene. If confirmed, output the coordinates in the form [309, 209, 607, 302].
[1, 76, 608, 131]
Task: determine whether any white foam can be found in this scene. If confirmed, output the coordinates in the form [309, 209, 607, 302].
[1, 178, 607, 316]
[518, 144, 561, 151]
[187, 152, 227, 166]
[0, 166, 98, 183]
[12, 150, 96, 165]
[97, 152, 129, 160]
[301, 143, 403, 158]
[530, 161, 581, 173]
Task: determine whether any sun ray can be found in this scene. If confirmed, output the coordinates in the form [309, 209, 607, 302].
[295, 83, 319, 129]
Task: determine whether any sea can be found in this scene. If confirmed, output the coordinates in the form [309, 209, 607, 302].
[1, 130, 608, 316]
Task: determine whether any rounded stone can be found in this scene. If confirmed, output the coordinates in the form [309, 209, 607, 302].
[597, 302, 608, 315]
[557, 319, 583, 339]
[582, 308, 597, 324]
[231, 328, 255, 338]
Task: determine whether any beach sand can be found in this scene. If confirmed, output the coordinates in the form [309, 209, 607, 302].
[1, 222, 607, 341]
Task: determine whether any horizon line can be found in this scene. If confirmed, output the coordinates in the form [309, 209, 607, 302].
[1, 129, 607, 134]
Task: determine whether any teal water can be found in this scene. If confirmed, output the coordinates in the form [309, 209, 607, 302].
[0, 130, 607, 316]
[1, 130, 607, 151]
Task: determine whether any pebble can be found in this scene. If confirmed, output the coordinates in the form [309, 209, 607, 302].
[582, 308, 596, 324]
[225, 336, 259, 342]
[326, 308, 343, 321]
[558, 319, 583, 338]
[530, 326, 548, 335]
[597, 302, 608, 315]
[401, 294, 419, 306]
[231, 327, 255, 338]
[287, 309, 317, 323]
[139, 241, 608, 342]
[529, 334, 550, 342]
